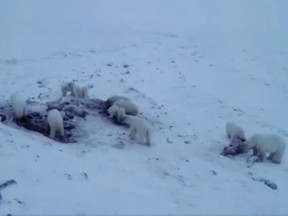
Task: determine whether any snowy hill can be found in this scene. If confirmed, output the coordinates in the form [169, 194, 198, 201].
[1, 0, 288, 214]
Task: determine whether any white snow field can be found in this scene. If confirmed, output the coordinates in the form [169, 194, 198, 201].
[1, 0, 288, 214]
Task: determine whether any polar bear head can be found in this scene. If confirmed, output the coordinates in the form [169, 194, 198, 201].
[242, 135, 259, 151]
[107, 105, 119, 118]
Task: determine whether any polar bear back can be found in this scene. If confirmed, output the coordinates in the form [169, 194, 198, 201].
[106, 95, 129, 107]
[246, 134, 286, 154]
[124, 115, 147, 126]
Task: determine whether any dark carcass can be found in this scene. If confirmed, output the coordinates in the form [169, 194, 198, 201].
[221, 138, 246, 156]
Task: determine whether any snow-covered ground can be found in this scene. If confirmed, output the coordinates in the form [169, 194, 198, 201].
[1, 0, 288, 214]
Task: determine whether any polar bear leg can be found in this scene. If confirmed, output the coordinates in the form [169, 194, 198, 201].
[129, 127, 137, 140]
[71, 85, 81, 98]
[116, 108, 126, 122]
[49, 127, 56, 139]
[10, 93, 26, 118]
[269, 151, 283, 164]
[267, 153, 275, 162]
[251, 146, 265, 162]
[81, 86, 89, 98]
[256, 149, 266, 162]
[140, 135, 146, 144]
[50, 127, 64, 139]
[59, 125, 64, 137]
[135, 127, 150, 146]
[61, 87, 67, 96]
[48, 109, 64, 139]
[145, 130, 151, 146]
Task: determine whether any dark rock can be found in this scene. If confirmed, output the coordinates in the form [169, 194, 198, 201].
[0, 179, 17, 190]
[15, 199, 24, 205]
[249, 172, 278, 190]
[82, 172, 89, 180]
[63, 122, 75, 130]
[211, 170, 217, 175]
[64, 111, 74, 119]
[0, 114, 6, 122]
[263, 180, 277, 190]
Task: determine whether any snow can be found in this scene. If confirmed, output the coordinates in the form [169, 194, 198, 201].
[1, 0, 288, 214]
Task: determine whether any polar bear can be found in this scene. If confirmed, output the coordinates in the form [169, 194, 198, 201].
[106, 95, 129, 107]
[61, 82, 75, 96]
[225, 121, 245, 141]
[10, 93, 26, 118]
[113, 99, 138, 116]
[123, 115, 151, 146]
[107, 105, 126, 122]
[47, 109, 64, 139]
[243, 134, 286, 164]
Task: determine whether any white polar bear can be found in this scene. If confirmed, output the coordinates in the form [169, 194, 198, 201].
[10, 93, 26, 118]
[123, 115, 151, 146]
[61, 82, 75, 96]
[225, 121, 245, 141]
[61, 82, 89, 98]
[113, 99, 138, 116]
[107, 105, 126, 122]
[106, 95, 129, 107]
[47, 109, 64, 139]
[244, 134, 286, 164]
